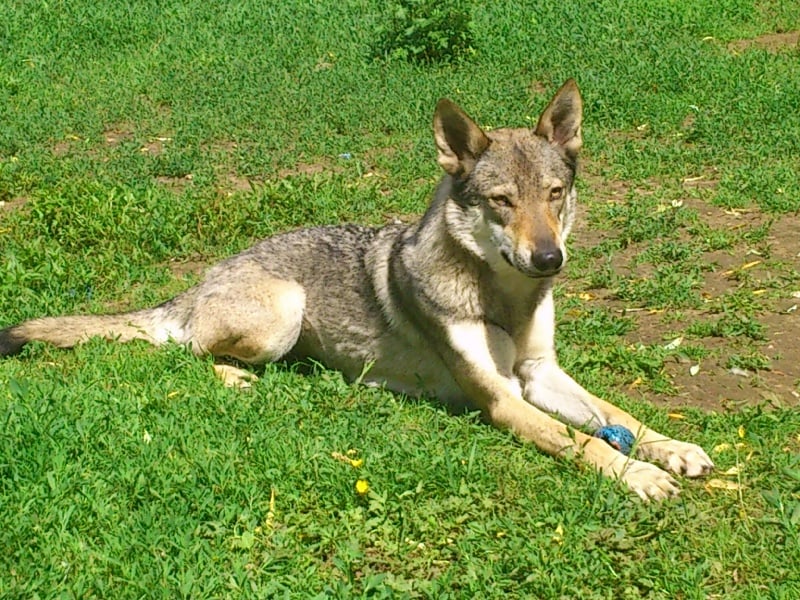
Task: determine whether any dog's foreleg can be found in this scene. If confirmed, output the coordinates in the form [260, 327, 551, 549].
[587, 394, 715, 478]
[442, 321, 681, 501]
[517, 359, 607, 429]
[519, 360, 714, 478]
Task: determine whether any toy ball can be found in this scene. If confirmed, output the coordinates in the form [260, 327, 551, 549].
[594, 424, 635, 456]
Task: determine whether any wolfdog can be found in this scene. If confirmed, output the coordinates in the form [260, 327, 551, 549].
[0, 80, 713, 500]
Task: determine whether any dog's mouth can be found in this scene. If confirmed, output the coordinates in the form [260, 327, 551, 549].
[500, 250, 561, 278]
[527, 268, 562, 279]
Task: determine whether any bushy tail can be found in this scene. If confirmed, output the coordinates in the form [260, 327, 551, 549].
[0, 302, 190, 357]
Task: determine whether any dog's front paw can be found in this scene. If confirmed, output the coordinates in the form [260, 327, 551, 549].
[615, 458, 680, 502]
[642, 439, 714, 478]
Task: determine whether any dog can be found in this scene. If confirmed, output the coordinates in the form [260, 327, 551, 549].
[0, 80, 713, 500]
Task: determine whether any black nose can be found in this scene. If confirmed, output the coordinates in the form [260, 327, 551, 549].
[532, 248, 563, 272]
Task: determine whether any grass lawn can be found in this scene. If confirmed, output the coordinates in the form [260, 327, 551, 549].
[1, 0, 799, 597]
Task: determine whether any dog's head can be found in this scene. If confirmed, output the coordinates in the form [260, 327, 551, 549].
[434, 80, 582, 278]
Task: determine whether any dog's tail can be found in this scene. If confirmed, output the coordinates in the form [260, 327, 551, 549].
[0, 296, 193, 357]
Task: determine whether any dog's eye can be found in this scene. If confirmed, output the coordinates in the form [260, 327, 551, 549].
[491, 195, 513, 208]
[550, 187, 564, 201]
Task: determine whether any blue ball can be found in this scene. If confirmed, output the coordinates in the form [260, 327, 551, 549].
[594, 424, 636, 455]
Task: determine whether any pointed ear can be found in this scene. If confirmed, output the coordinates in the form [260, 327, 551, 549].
[433, 98, 491, 177]
[534, 79, 583, 158]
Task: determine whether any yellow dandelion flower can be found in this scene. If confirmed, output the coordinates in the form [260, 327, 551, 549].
[355, 479, 370, 495]
[552, 523, 564, 545]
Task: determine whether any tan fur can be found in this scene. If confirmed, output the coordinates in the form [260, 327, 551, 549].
[0, 80, 713, 500]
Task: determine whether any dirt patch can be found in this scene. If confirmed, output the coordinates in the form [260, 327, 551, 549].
[155, 175, 193, 193]
[578, 164, 659, 203]
[52, 125, 139, 159]
[52, 141, 71, 156]
[528, 81, 549, 97]
[140, 137, 171, 156]
[0, 196, 29, 213]
[168, 257, 208, 279]
[51, 137, 81, 156]
[103, 124, 135, 147]
[681, 173, 718, 190]
[622, 302, 799, 412]
[658, 319, 798, 412]
[223, 174, 257, 193]
[728, 30, 799, 54]
[570, 174, 799, 412]
[277, 160, 334, 179]
[766, 210, 800, 261]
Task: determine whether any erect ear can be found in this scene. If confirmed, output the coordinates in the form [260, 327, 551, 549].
[433, 98, 491, 177]
[534, 79, 583, 159]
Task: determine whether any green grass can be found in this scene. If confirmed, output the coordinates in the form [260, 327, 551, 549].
[2, 0, 800, 597]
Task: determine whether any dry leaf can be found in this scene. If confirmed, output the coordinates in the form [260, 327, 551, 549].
[265, 488, 276, 529]
[705, 479, 742, 492]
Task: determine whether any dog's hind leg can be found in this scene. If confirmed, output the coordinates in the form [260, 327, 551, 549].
[187, 272, 306, 388]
